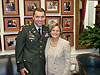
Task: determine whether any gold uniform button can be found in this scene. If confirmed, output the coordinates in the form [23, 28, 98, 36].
[17, 61, 19, 63]
[40, 41, 42, 43]
[24, 60, 26, 61]
[40, 46, 42, 48]
[40, 51, 42, 53]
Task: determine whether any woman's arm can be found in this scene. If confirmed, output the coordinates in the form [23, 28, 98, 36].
[63, 41, 71, 75]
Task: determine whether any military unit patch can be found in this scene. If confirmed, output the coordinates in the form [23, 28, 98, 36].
[20, 27, 23, 32]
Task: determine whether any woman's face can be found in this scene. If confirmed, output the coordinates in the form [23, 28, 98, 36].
[50, 26, 60, 39]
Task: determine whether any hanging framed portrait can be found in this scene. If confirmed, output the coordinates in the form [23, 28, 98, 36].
[24, 18, 33, 25]
[62, 16, 73, 31]
[24, 0, 41, 16]
[0, 36, 2, 51]
[3, 0, 19, 15]
[45, 0, 59, 13]
[4, 35, 17, 50]
[61, 0, 73, 15]
[46, 16, 61, 26]
[62, 32, 73, 46]
[4, 17, 20, 32]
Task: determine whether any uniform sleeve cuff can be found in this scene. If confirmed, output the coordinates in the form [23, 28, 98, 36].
[17, 63, 25, 72]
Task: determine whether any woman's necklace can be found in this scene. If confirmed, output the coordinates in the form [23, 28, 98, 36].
[50, 38, 59, 47]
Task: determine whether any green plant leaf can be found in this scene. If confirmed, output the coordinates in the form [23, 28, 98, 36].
[79, 24, 100, 50]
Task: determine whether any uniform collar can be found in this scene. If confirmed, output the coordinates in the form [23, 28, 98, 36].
[34, 23, 42, 31]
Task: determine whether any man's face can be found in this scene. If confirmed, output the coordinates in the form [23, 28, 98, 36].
[33, 11, 45, 27]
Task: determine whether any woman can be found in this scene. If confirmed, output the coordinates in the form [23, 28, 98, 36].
[45, 22, 71, 75]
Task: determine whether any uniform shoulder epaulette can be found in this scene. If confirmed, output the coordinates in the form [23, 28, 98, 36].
[45, 25, 48, 27]
[19, 24, 30, 32]
[43, 25, 49, 28]
[20, 26, 23, 32]
[22, 24, 31, 27]
[25, 24, 31, 26]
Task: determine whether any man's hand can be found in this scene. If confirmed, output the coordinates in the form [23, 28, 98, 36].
[20, 68, 29, 75]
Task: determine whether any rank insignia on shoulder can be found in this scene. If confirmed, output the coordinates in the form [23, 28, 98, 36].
[25, 24, 31, 26]
[26, 24, 29, 25]
[44, 32, 49, 37]
[20, 26, 23, 32]
[45, 25, 49, 27]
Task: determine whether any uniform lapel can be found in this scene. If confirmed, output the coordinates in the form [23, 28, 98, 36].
[31, 23, 41, 39]
[42, 26, 45, 38]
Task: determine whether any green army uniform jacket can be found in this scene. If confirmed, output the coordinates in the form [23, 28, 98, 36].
[15, 22, 49, 75]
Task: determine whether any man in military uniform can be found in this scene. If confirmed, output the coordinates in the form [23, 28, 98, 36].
[15, 8, 49, 75]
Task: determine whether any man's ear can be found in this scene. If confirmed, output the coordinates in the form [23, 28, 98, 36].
[44, 16, 46, 19]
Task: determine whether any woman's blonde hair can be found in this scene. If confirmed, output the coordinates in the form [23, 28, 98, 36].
[49, 22, 62, 35]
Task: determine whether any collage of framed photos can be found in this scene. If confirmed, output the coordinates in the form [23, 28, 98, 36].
[0, 0, 74, 51]
[1, 0, 41, 51]
[1, 0, 20, 51]
[45, 0, 74, 46]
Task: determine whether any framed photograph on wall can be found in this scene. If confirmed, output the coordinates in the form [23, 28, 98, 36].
[4, 35, 17, 50]
[62, 16, 73, 31]
[4, 17, 20, 32]
[3, 0, 19, 15]
[61, 0, 73, 15]
[24, 18, 33, 25]
[45, 0, 59, 13]
[24, 0, 41, 16]
[62, 32, 73, 46]
[46, 16, 60, 26]
[0, 36, 2, 51]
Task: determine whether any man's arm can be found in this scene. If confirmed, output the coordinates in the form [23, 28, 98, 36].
[15, 26, 26, 71]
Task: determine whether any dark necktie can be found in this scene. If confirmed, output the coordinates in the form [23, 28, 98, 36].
[38, 28, 41, 37]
